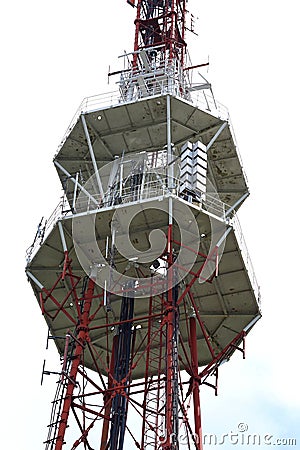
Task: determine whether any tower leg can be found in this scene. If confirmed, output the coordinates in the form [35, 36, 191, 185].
[162, 219, 179, 450]
[189, 316, 203, 450]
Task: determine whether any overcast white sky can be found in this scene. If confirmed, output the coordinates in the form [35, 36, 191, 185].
[1, 0, 300, 448]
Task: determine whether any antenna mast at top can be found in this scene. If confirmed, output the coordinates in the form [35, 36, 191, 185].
[132, 0, 187, 69]
[122, 0, 189, 100]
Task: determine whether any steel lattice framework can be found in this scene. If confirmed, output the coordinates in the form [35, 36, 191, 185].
[132, 0, 187, 68]
[26, 2, 261, 450]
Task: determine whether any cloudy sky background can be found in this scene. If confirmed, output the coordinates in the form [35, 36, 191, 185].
[1, 0, 299, 448]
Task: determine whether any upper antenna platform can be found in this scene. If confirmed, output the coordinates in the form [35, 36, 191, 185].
[115, 0, 211, 103]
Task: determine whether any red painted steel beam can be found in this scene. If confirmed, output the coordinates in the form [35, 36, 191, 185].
[177, 247, 218, 306]
[55, 277, 96, 450]
[187, 290, 215, 358]
[100, 334, 118, 450]
[132, 0, 187, 71]
[162, 222, 178, 450]
[199, 330, 246, 381]
[189, 316, 203, 450]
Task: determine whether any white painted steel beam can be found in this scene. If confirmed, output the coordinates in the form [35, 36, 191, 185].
[167, 95, 174, 190]
[58, 221, 68, 253]
[54, 161, 99, 207]
[26, 271, 44, 290]
[243, 314, 261, 332]
[81, 114, 104, 198]
[206, 122, 228, 151]
[216, 226, 233, 248]
[72, 172, 79, 211]
[225, 192, 250, 218]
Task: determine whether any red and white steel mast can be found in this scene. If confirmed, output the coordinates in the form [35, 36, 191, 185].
[26, 2, 261, 450]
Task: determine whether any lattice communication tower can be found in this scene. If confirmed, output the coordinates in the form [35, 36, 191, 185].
[26, 1, 261, 449]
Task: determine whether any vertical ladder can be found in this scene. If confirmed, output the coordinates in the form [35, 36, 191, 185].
[142, 293, 166, 450]
[44, 336, 75, 450]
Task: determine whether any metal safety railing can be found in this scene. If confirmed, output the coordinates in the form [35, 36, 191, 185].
[230, 214, 261, 306]
[26, 178, 260, 312]
[54, 84, 229, 157]
[74, 176, 229, 219]
[26, 176, 230, 264]
[26, 197, 71, 264]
